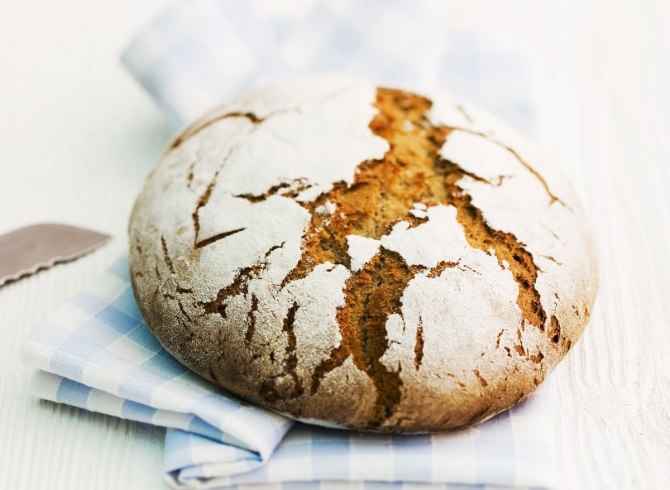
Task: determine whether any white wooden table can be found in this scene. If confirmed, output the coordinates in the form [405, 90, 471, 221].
[1, 0, 668, 488]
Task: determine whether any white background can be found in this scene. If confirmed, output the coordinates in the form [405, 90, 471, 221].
[1, 0, 669, 488]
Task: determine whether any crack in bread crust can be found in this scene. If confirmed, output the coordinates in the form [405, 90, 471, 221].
[446, 126, 566, 207]
[200, 242, 284, 316]
[199, 88, 555, 427]
[335, 247, 421, 424]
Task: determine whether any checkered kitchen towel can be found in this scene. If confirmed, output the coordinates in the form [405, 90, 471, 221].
[24, 0, 556, 488]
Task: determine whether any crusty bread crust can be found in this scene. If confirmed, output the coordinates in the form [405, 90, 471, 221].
[129, 76, 597, 432]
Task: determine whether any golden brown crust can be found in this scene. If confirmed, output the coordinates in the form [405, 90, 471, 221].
[128, 77, 598, 432]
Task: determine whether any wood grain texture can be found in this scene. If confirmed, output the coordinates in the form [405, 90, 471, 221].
[1, 0, 669, 488]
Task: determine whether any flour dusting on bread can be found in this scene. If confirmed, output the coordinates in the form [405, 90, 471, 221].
[129, 75, 597, 432]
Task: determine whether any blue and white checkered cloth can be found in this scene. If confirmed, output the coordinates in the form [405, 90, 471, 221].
[24, 1, 557, 488]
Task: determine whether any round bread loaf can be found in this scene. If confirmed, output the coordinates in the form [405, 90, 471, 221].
[129, 75, 597, 432]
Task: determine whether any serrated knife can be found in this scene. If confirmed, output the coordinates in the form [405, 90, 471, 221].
[0, 223, 111, 287]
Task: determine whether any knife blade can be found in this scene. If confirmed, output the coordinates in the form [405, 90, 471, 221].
[0, 223, 111, 287]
